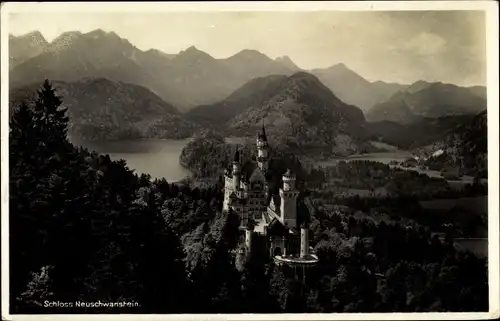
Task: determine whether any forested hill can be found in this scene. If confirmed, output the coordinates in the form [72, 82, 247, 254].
[187, 72, 369, 156]
[366, 111, 487, 178]
[366, 114, 476, 150]
[424, 110, 487, 178]
[10, 80, 488, 313]
[10, 78, 199, 140]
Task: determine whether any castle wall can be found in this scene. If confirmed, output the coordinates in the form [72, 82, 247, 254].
[246, 188, 267, 221]
[269, 235, 301, 257]
[222, 176, 233, 211]
[280, 188, 299, 228]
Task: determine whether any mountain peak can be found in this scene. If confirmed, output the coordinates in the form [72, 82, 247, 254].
[275, 55, 292, 63]
[87, 28, 106, 36]
[21, 30, 44, 38]
[85, 29, 121, 40]
[275, 55, 300, 70]
[145, 48, 176, 59]
[51, 31, 82, 42]
[185, 45, 199, 51]
[326, 63, 363, 77]
[49, 31, 83, 50]
[11, 30, 48, 45]
[230, 49, 269, 60]
[179, 45, 211, 57]
[288, 71, 320, 82]
[408, 80, 433, 93]
[330, 62, 350, 71]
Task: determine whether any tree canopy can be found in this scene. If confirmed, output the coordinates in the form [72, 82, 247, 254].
[9, 80, 488, 314]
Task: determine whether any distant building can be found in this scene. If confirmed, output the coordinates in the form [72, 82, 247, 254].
[402, 157, 419, 167]
[223, 124, 318, 271]
[432, 149, 444, 158]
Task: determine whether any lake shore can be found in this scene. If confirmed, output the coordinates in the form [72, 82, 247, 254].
[70, 137, 484, 187]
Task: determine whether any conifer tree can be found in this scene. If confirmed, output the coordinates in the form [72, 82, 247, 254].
[32, 79, 70, 156]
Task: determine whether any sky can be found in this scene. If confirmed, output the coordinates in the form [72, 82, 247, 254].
[8, 9, 487, 86]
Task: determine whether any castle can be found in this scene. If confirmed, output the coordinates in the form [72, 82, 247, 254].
[223, 124, 318, 268]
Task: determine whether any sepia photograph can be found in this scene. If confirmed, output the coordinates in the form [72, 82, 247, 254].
[1, 1, 499, 320]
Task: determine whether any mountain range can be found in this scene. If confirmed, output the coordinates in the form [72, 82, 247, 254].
[366, 81, 487, 123]
[311, 63, 408, 112]
[9, 31, 49, 70]
[9, 30, 299, 112]
[12, 29, 485, 115]
[9, 29, 488, 159]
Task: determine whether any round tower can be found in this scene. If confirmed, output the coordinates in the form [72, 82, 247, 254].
[257, 122, 269, 172]
[283, 168, 297, 191]
[300, 222, 309, 258]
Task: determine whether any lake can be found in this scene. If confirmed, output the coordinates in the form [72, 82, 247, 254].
[71, 138, 193, 182]
[70, 138, 481, 185]
[70, 136, 246, 182]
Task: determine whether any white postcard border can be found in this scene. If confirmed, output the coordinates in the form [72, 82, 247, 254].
[1, 1, 499, 320]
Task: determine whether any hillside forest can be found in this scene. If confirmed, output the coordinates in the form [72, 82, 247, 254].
[9, 80, 489, 314]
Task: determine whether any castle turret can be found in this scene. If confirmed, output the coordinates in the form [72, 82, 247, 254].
[232, 149, 241, 191]
[257, 123, 269, 172]
[300, 222, 310, 258]
[280, 169, 299, 228]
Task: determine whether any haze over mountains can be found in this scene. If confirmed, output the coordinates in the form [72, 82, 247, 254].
[9, 29, 298, 111]
[10, 28, 486, 117]
[9, 28, 488, 158]
[366, 81, 487, 123]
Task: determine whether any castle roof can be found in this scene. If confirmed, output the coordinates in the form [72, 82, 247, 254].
[226, 158, 270, 182]
[233, 149, 240, 162]
[267, 217, 300, 236]
[284, 168, 294, 178]
[271, 194, 281, 211]
[241, 161, 258, 178]
[258, 123, 267, 141]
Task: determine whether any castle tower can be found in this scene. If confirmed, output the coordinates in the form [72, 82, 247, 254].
[257, 122, 269, 172]
[300, 222, 309, 258]
[280, 169, 300, 228]
[245, 225, 254, 253]
[232, 149, 241, 192]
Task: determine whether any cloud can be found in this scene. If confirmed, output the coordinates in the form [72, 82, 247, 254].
[404, 32, 447, 56]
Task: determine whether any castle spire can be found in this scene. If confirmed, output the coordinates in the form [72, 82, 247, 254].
[258, 120, 267, 142]
[256, 122, 269, 172]
[232, 147, 242, 192]
[233, 148, 240, 163]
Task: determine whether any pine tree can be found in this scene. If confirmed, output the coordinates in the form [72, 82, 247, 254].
[9, 101, 48, 303]
[32, 79, 70, 156]
[16, 266, 55, 313]
[10, 80, 72, 311]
